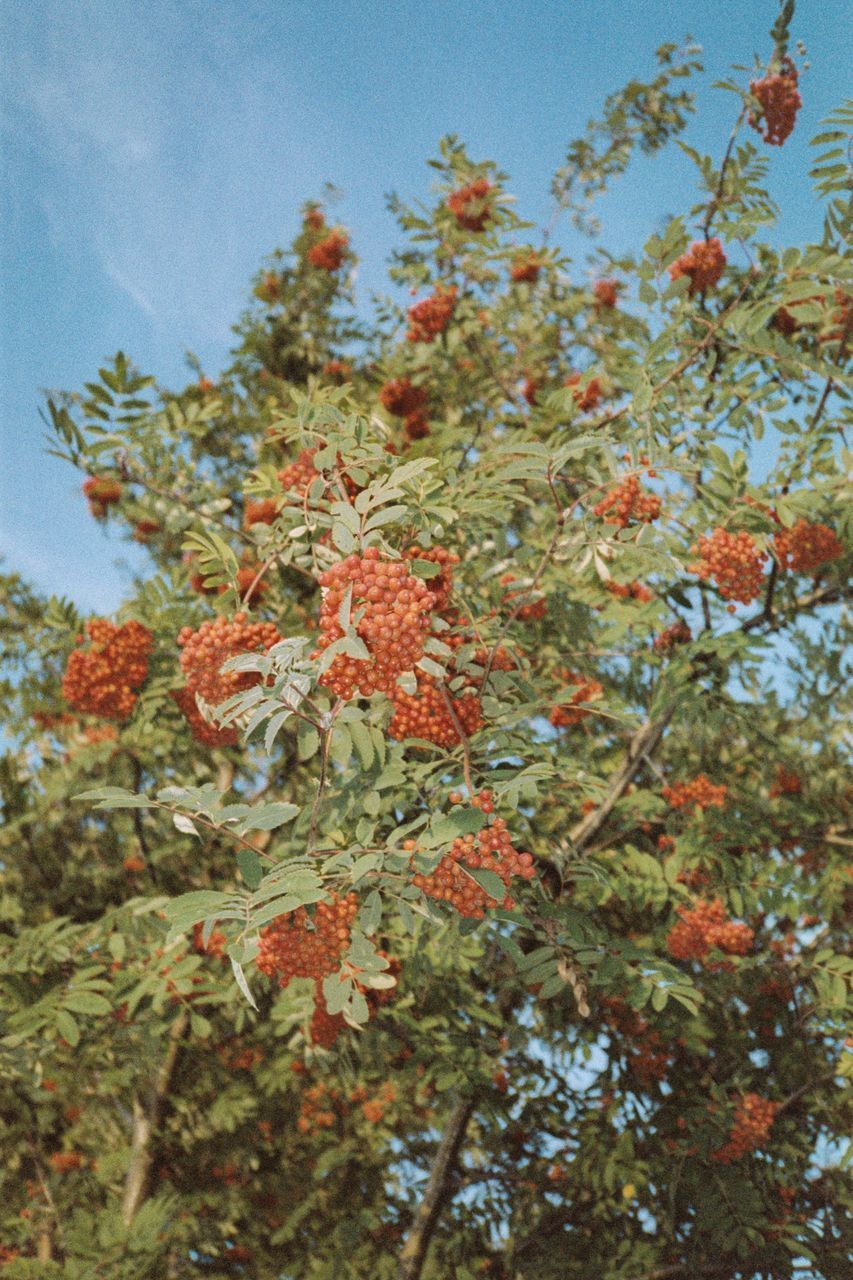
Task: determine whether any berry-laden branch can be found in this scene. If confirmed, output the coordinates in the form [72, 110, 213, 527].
[395, 1096, 475, 1280]
[121, 1009, 188, 1226]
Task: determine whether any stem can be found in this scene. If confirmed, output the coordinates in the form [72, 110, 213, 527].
[438, 684, 474, 794]
[121, 1010, 188, 1226]
[702, 107, 746, 238]
[396, 1096, 475, 1280]
[308, 700, 341, 852]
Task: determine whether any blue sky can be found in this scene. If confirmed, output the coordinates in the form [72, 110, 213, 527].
[1, 0, 850, 612]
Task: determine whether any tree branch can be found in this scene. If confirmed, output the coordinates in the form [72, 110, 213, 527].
[121, 1010, 188, 1226]
[396, 1096, 475, 1280]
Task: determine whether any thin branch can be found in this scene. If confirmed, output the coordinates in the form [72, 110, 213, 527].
[438, 684, 474, 794]
[121, 1010, 188, 1226]
[308, 700, 341, 853]
[396, 1096, 475, 1280]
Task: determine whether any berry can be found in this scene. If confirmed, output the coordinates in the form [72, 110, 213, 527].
[565, 372, 602, 411]
[500, 573, 547, 622]
[522, 376, 542, 407]
[667, 898, 753, 963]
[713, 1093, 779, 1163]
[690, 528, 768, 605]
[510, 255, 541, 283]
[593, 475, 661, 528]
[234, 563, 270, 607]
[132, 519, 160, 543]
[312, 548, 436, 699]
[62, 619, 153, 721]
[307, 229, 349, 271]
[406, 286, 457, 343]
[323, 359, 352, 382]
[447, 178, 494, 232]
[749, 60, 801, 146]
[193, 921, 227, 959]
[171, 686, 239, 747]
[48, 1151, 85, 1173]
[256, 894, 359, 989]
[177, 612, 281, 708]
[774, 519, 843, 574]
[404, 410, 431, 440]
[379, 377, 428, 418]
[769, 766, 801, 798]
[668, 238, 726, 294]
[82, 476, 122, 519]
[605, 579, 654, 603]
[549, 670, 604, 728]
[593, 279, 619, 308]
[662, 774, 728, 812]
[277, 448, 321, 497]
[256, 272, 281, 303]
[409, 793, 535, 919]
[654, 621, 692, 654]
[244, 497, 280, 528]
[389, 676, 483, 748]
[403, 544, 459, 612]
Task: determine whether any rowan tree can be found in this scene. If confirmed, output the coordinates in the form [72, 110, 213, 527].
[1, 5, 851, 1278]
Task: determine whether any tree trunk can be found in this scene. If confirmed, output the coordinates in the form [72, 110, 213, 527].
[121, 1010, 188, 1226]
[396, 1096, 474, 1280]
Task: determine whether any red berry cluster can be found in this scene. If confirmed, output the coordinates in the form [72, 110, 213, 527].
[690, 528, 768, 605]
[132, 519, 160, 543]
[548, 669, 604, 729]
[178, 612, 281, 707]
[593, 475, 661, 528]
[324, 358, 352, 382]
[359, 1082, 397, 1124]
[48, 1151, 85, 1173]
[510, 254, 541, 283]
[256, 894, 359, 989]
[307, 229, 349, 271]
[404, 545, 459, 611]
[309, 951, 400, 1048]
[234, 563, 270, 607]
[605, 579, 654, 603]
[600, 996, 674, 1086]
[769, 766, 802, 798]
[500, 572, 547, 622]
[522, 376, 542, 407]
[668, 238, 727, 294]
[171, 686, 239, 748]
[774, 519, 843, 574]
[192, 921, 228, 958]
[447, 177, 494, 232]
[663, 774, 728, 812]
[713, 1093, 780, 1163]
[62, 619, 153, 721]
[244, 497, 280, 528]
[565, 372, 602, 411]
[82, 475, 123, 519]
[379, 376, 428, 418]
[667, 898, 754, 963]
[256, 271, 281, 303]
[593, 279, 620, 308]
[277, 447, 320, 498]
[389, 677, 483, 748]
[408, 791, 535, 919]
[297, 1082, 339, 1133]
[406, 286, 457, 343]
[749, 60, 801, 145]
[312, 548, 436, 699]
[654, 621, 692, 654]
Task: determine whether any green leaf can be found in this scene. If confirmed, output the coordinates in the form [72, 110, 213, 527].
[63, 991, 112, 1016]
[237, 848, 263, 890]
[239, 803, 299, 831]
[463, 866, 506, 901]
[56, 1011, 80, 1046]
[230, 956, 258, 1010]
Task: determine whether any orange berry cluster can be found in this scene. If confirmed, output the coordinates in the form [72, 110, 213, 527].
[313, 548, 436, 699]
[549, 669, 604, 728]
[663, 774, 728, 811]
[600, 997, 674, 1086]
[297, 1082, 339, 1133]
[667, 898, 754, 963]
[132, 519, 160, 543]
[500, 572, 547, 622]
[713, 1093, 780, 1163]
[654, 621, 692, 654]
[690, 528, 768, 605]
[256, 894, 359, 989]
[307, 229, 349, 271]
[178, 612, 281, 707]
[309, 951, 399, 1048]
[244, 497, 280, 528]
[406, 286, 457, 343]
[447, 177, 494, 232]
[404, 544, 459, 611]
[192, 921, 228, 958]
[48, 1151, 85, 1173]
[389, 677, 483, 748]
[668, 238, 726, 294]
[409, 791, 535, 919]
[277, 447, 320, 498]
[62, 619, 153, 721]
[593, 475, 661, 528]
[82, 475, 123, 518]
[235, 563, 269, 606]
[749, 60, 801, 146]
[593, 279, 620, 307]
[774, 519, 843, 574]
[522, 376, 541, 407]
[769, 766, 801, 798]
[216, 1042, 264, 1072]
[565, 372, 602, 411]
[172, 686, 239, 747]
[257, 271, 281, 303]
[359, 1082, 397, 1124]
[323, 359, 352, 382]
[379, 376, 428, 418]
[510, 254, 540, 283]
[605, 579, 654, 603]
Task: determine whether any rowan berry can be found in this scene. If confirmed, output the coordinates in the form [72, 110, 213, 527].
[243, 497, 280, 529]
[667, 898, 753, 964]
[522, 376, 542, 407]
[749, 59, 801, 146]
[593, 279, 620, 308]
[171, 686, 239, 747]
[565, 372, 602, 411]
[82, 476, 123, 519]
[668, 238, 726, 294]
[132, 519, 160, 543]
[406, 286, 457, 343]
[48, 1151, 84, 1173]
[500, 573, 547, 622]
[277, 447, 320, 498]
[404, 410, 431, 440]
[593, 475, 660, 528]
[549, 669, 604, 728]
[307, 229, 349, 271]
[62, 619, 153, 720]
[690, 528, 768, 605]
[447, 177, 494, 232]
[389, 677, 483, 748]
[510, 254, 541, 283]
[662, 775, 727, 812]
[769, 766, 801, 798]
[177, 612, 281, 708]
[654, 621, 692, 654]
[193, 921, 227, 958]
[256, 272, 281, 303]
[257, 894, 358, 989]
[605, 579, 654, 603]
[774, 519, 843, 574]
[323, 359, 352, 382]
[713, 1092, 779, 1162]
[379, 376, 428, 418]
[312, 548, 436, 699]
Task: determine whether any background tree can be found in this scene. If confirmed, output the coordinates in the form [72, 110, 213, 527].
[1, 5, 851, 1277]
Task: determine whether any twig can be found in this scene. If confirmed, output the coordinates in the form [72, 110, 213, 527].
[308, 700, 341, 852]
[438, 684, 475, 794]
[396, 1096, 475, 1280]
[121, 1009, 188, 1225]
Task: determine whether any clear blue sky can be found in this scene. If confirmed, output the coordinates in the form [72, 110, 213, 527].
[1, 0, 850, 612]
